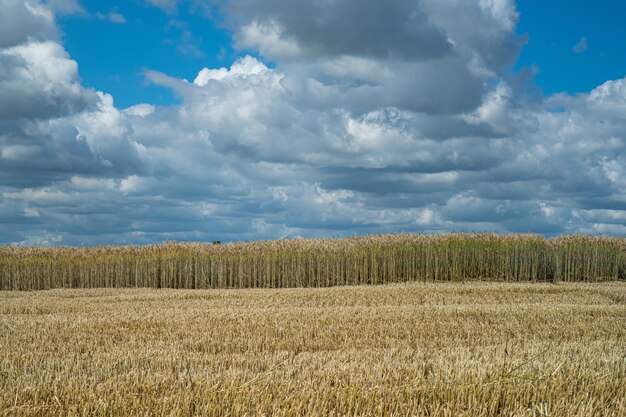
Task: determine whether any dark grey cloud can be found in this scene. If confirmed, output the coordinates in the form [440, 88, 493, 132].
[0, 0, 57, 48]
[226, 0, 452, 61]
[221, 0, 526, 115]
[421, 0, 524, 69]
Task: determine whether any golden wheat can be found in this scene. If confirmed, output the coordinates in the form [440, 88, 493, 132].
[1, 234, 624, 290]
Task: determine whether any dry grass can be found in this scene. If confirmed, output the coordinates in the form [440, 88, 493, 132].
[2, 233, 625, 290]
[1, 282, 625, 416]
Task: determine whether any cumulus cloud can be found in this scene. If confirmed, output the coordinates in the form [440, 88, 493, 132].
[0, 41, 99, 119]
[0, 0, 57, 48]
[223, 0, 526, 116]
[229, 0, 452, 61]
[1, 0, 626, 245]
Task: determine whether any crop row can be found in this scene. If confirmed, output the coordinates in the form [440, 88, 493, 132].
[1, 234, 624, 290]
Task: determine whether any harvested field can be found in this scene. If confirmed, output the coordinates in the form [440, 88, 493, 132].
[1, 282, 625, 416]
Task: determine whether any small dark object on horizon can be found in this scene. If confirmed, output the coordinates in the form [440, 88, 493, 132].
[213, 241, 222, 245]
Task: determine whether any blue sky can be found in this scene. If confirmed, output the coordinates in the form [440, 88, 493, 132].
[515, 0, 626, 95]
[58, 0, 234, 107]
[1, 0, 626, 245]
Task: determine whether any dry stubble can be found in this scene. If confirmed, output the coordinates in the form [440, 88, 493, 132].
[1, 282, 625, 416]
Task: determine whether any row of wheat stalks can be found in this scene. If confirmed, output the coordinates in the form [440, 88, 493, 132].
[1, 233, 625, 290]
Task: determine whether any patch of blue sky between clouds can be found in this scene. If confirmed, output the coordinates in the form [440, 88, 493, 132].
[57, 0, 236, 108]
[515, 0, 626, 95]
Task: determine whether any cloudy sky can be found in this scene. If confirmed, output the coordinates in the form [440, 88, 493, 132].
[1, 0, 625, 245]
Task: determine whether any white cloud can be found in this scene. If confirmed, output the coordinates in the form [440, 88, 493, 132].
[193, 55, 269, 85]
[145, 0, 179, 14]
[119, 176, 158, 194]
[4, 188, 73, 205]
[0, 40, 99, 118]
[45, 0, 85, 15]
[1, 145, 40, 161]
[417, 209, 437, 226]
[23, 207, 40, 218]
[14, 232, 63, 246]
[70, 176, 116, 191]
[124, 103, 155, 117]
[96, 11, 126, 24]
[572, 36, 588, 53]
[236, 22, 301, 60]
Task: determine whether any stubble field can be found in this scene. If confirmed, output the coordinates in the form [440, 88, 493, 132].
[1, 282, 625, 416]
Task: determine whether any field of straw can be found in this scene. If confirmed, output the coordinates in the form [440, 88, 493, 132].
[1, 282, 625, 416]
[1, 234, 625, 290]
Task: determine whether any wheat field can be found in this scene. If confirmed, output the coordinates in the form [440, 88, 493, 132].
[1, 282, 625, 416]
[2, 234, 625, 290]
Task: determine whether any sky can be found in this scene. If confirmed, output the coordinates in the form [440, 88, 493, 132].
[0, 0, 625, 245]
